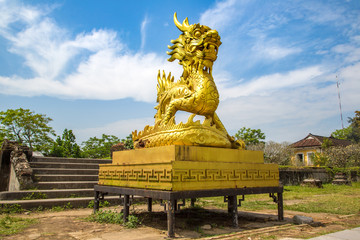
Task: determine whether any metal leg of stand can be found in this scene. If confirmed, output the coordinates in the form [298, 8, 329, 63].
[93, 191, 100, 214]
[229, 195, 238, 228]
[278, 192, 284, 221]
[167, 199, 176, 238]
[147, 198, 152, 212]
[123, 194, 130, 222]
[227, 196, 231, 213]
[191, 198, 196, 207]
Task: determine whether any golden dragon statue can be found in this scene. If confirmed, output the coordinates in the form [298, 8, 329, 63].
[132, 13, 244, 149]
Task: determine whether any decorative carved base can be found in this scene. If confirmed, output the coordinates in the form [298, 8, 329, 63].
[98, 145, 279, 191]
[132, 115, 233, 149]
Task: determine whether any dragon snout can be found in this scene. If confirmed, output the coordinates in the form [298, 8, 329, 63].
[206, 30, 220, 40]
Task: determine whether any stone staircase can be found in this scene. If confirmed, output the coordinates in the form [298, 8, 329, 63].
[0, 156, 121, 209]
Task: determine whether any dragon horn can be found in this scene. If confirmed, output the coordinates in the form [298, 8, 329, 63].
[174, 12, 190, 32]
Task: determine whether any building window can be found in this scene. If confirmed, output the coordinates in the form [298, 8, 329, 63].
[296, 153, 304, 162]
[307, 152, 315, 165]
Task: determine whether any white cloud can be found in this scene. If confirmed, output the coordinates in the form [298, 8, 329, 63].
[75, 117, 154, 143]
[218, 79, 339, 142]
[62, 51, 180, 101]
[0, 0, 182, 101]
[199, 0, 239, 30]
[332, 41, 360, 63]
[252, 42, 301, 60]
[140, 15, 149, 50]
[300, 1, 347, 25]
[218, 66, 323, 99]
[0, 50, 181, 101]
[338, 62, 360, 109]
[215, 60, 360, 142]
[0, 0, 42, 30]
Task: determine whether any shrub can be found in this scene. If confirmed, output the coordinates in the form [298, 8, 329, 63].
[87, 210, 140, 228]
[322, 144, 360, 168]
[87, 200, 110, 209]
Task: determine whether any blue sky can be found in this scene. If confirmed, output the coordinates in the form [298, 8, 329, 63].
[0, 0, 359, 144]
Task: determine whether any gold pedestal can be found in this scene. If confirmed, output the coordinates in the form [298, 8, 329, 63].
[98, 145, 279, 191]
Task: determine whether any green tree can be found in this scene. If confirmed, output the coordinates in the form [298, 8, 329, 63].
[0, 108, 55, 152]
[82, 134, 121, 159]
[347, 110, 360, 143]
[234, 127, 265, 146]
[321, 138, 333, 149]
[49, 129, 82, 158]
[121, 134, 134, 150]
[312, 152, 329, 166]
[0, 130, 5, 146]
[331, 111, 360, 143]
[331, 126, 352, 140]
[263, 141, 293, 165]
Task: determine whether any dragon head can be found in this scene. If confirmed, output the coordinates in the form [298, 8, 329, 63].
[167, 13, 222, 77]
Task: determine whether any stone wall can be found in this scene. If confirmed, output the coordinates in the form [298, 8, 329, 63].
[350, 170, 360, 182]
[279, 167, 360, 185]
[279, 167, 332, 185]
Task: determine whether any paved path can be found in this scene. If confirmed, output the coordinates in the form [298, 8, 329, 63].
[308, 227, 360, 240]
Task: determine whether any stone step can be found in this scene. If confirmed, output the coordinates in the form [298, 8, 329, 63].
[32, 168, 99, 175]
[31, 156, 112, 164]
[34, 181, 98, 190]
[35, 174, 98, 182]
[0, 189, 99, 200]
[0, 196, 123, 209]
[30, 162, 100, 169]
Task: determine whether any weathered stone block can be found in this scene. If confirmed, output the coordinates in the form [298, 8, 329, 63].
[301, 178, 323, 188]
[293, 215, 313, 225]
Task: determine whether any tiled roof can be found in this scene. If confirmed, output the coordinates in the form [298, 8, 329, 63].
[328, 136, 353, 147]
[291, 133, 352, 148]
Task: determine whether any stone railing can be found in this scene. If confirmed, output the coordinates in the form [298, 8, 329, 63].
[0, 140, 34, 191]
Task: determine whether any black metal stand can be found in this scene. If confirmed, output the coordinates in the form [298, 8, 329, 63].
[123, 194, 129, 222]
[147, 198, 152, 212]
[191, 198, 196, 207]
[228, 195, 238, 228]
[93, 185, 284, 238]
[167, 200, 176, 237]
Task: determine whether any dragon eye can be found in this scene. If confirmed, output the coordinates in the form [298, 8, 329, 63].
[194, 30, 201, 38]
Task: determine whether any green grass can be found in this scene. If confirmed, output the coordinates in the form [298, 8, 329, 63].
[21, 192, 47, 200]
[0, 204, 24, 214]
[87, 210, 124, 224]
[86, 209, 140, 228]
[87, 200, 110, 209]
[0, 215, 37, 237]
[50, 202, 73, 212]
[68, 194, 80, 198]
[196, 183, 360, 215]
[284, 182, 360, 199]
[284, 182, 360, 214]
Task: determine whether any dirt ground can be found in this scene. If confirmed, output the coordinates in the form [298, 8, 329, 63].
[2, 203, 360, 240]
